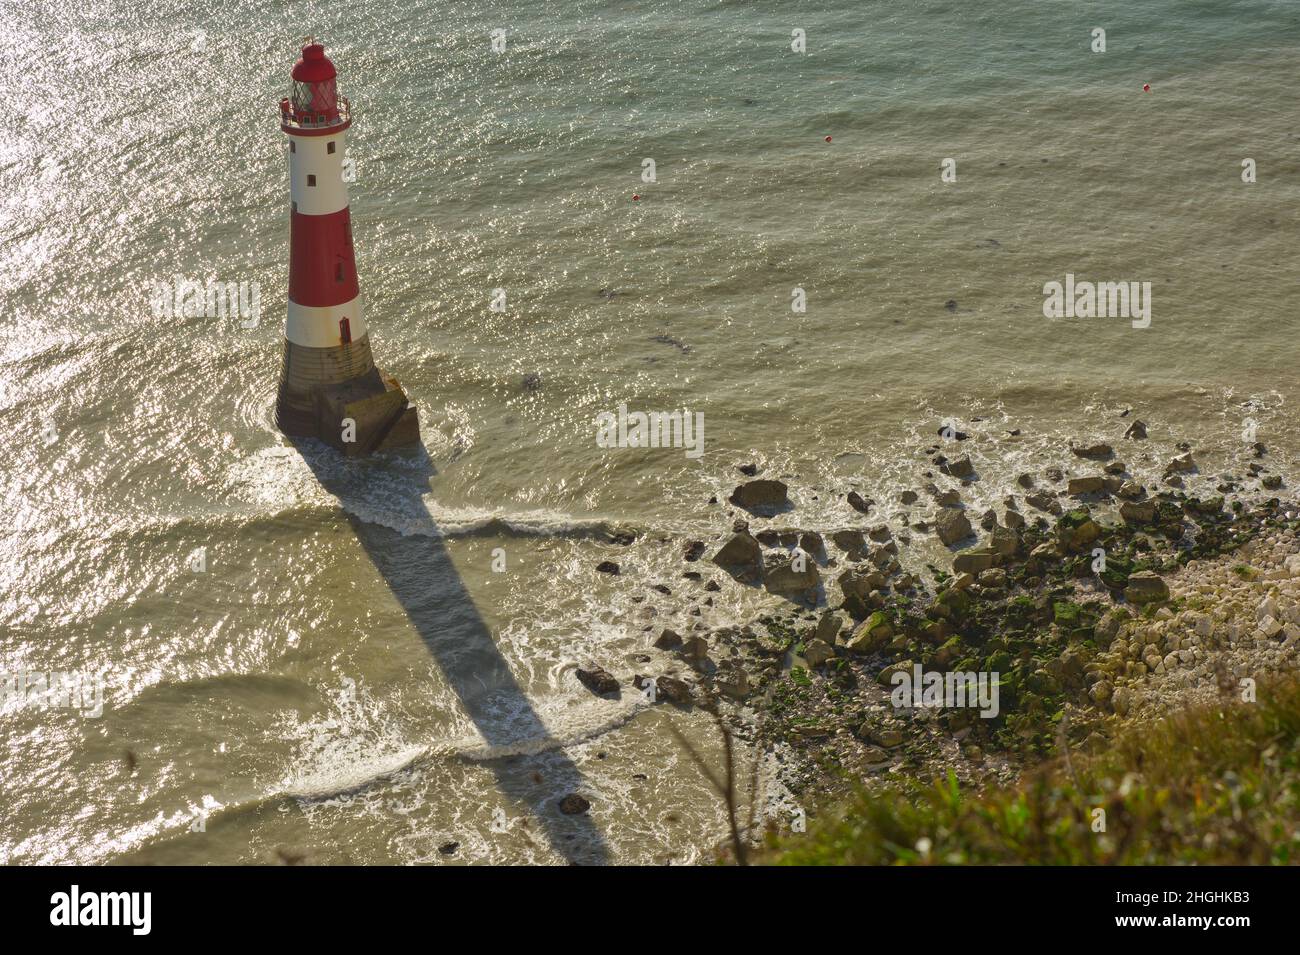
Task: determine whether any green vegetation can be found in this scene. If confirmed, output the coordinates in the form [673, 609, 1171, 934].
[769, 678, 1300, 865]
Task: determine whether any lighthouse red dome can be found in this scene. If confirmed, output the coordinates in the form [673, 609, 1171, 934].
[292, 44, 336, 83]
[285, 42, 345, 128]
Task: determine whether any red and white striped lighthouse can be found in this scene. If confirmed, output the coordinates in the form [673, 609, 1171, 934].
[275, 40, 419, 455]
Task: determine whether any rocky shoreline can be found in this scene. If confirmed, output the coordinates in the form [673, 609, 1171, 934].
[579, 423, 1300, 843]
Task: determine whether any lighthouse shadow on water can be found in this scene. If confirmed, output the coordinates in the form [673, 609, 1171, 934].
[290, 436, 611, 864]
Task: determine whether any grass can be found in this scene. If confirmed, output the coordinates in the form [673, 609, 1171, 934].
[768, 677, 1300, 865]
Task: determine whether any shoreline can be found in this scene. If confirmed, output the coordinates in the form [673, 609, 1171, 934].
[585, 419, 1300, 857]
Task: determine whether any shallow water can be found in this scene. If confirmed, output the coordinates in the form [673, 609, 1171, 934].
[2, 0, 1298, 863]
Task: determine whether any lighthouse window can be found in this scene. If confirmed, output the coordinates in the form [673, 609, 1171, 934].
[307, 174, 317, 187]
[327, 141, 336, 154]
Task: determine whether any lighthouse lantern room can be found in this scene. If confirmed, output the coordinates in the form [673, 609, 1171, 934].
[275, 40, 419, 455]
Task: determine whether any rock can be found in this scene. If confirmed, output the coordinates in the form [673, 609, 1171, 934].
[842, 613, 893, 654]
[1125, 571, 1170, 605]
[1003, 509, 1026, 530]
[900, 490, 919, 505]
[1117, 481, 1144, 500]
[576, 666, 619, 695]
[595, 561, 620, 575]
[934, 508, 973, 546]
[839, 568, 885, 601]
[710, 531, 763, 579]
[1045, 466, 1064, 483]
[679, 636, 710, 663]
[945, 454, 975, 479]
[1025, 490, 1062, 515]
[1124, 419, 1148, 440]
[877, 660, 914, 685]
[934, 489, 962, 507]
[714, 666, 750, 700]
[729, 479, 789, 513]
[977, 568, 1007, 589]
[831, 530, 867, 554]
[636, 674, 692, 704]
[1067, 476, 1105, 495]
[737, 462, 759, 476]
[990, 525, 1020, 557]
[846, 490, 873, 514]
[867, 524, 892, 542]
[764, 553, 821, 597]
[654, 629, 683, 650]
[1120, 500, 1156, 524]
[1071, 443, 1112, 460]
[870, 727, 904, 748]
[1057, 510, 1101, 552]
[438, 841, 459, 855]
[953, 549, 996, 575]
[860, 745, 890, 764]
[1262, 475, 1283, 490]
[815, 612, 846, 644]
[655, 676, 692, 704]
[799, 531, 826, 556]
[803, 639, 835, 667]
[558, 794, 590, 815]
[1164, 453, 1196, 476]
[683, 540, 706, 562]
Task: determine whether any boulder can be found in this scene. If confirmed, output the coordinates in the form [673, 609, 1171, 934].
[952, 549, 996, 575]
[729, 479, 789, 513]
[990, 525, 1020, 557]
[803, 639, 835, 667]
[1071, 442, 1112, 460]
[934, 508, 973, 546]
[847, 490, 873, 514]
[710, 531, 763, 578]
[764, 553, 821, 597]
[1120, 500, 1156, 524]
[679, 636, 710, 663]
[1125, 571, 1170, 605]
[945, 454, 975, 479]
[841, 612, 893, 653]
[1067, 476, 1105, 495]
[558, 794, 591, 815]
[815, 612, 846, 644]
[714, 666, 750, 700]
[576, 666, 619, 695]
[1025, 490, 1062, 515]
[1124, 419, 1148, 440]
[831, 529, 867, 555]
[653, 629, 683, 651]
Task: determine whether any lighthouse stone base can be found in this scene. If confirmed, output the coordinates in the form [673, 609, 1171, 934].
[275, 335, 420, 455]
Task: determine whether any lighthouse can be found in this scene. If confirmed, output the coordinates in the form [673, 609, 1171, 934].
[275, 40, 419, 455]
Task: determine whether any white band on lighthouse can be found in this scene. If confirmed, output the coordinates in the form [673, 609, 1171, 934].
[288, 134, 350, 216]
[286, 297, 368, 348]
